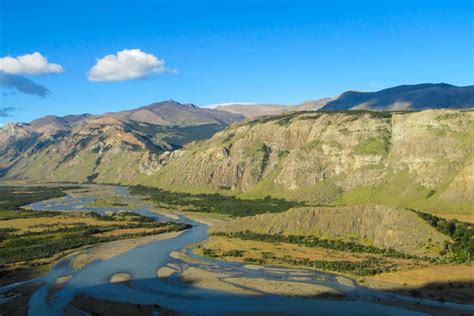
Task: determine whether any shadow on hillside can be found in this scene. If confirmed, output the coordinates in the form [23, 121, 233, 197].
[386, 280, 474, 305]
[0, 167, 10, 179]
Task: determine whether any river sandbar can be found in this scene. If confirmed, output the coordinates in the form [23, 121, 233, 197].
[72, 231, 184, 270]
[180, 267, 257, 295]
[157, 266, 177, 279]
[110, 273, 131, 284]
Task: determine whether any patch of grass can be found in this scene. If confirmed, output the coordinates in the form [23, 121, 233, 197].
[222, 249, 244, 257]
[240, 173, 343, 205]
[353, 135, 390, 155]
[301, 140, 323, 152]
[85, 197, 132, 208]
[221, 132, 236, 144]
[330, 140, 342, 149]
[243, 141, 265, 157]
[336, 169, 474, 215]
[278, 150, 290, 159]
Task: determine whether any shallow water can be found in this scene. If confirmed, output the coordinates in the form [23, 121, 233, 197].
[2, 186, 472, 315]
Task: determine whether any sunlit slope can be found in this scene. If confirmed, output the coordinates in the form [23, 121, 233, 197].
[209, 205, 450, 257]
[148, 110, 474, 216]
[2, 118, 232, 183]
[0, 100, 243, 183]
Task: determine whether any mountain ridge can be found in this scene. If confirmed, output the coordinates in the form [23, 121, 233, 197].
[212, 98, 332, 118]
[320, 83, 474, 111]
[0, 100, 244, 181]
[206, 83, 474, 116]
[103, 100, 243, 126]
[1, 86, 473, 217]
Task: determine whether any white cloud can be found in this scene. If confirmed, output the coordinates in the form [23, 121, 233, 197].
[0, 52, 63, 75]
[88, 49, 173, 82]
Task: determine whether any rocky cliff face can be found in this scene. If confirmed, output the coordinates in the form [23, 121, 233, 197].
[0, 123, 40, 175]
[147, 110, 473, 213]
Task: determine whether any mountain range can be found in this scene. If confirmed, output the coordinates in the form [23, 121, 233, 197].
[0, 100, 243, 180]
[320, 83, 474, 111]
[1, 83, 473, 214]
[212, 83, 474, 116]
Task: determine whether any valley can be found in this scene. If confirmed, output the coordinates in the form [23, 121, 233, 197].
[0, 102, 473, 315]
[0, 184, 472, 316]
[3, 0, 473, 313]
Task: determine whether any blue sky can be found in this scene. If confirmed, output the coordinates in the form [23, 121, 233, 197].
[1, 0, 473, 123]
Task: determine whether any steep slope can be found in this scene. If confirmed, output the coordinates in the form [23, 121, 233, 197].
[145, 109, 474, 215]
[0, 123, 40, 176]
[210, 205, 451, 256]
[3, 117, 164, 183]
[321, 83, 474, 111]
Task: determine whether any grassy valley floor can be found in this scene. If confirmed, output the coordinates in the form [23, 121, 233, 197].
[0, 185, 190, 286]
[195, 235, 474, 304]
